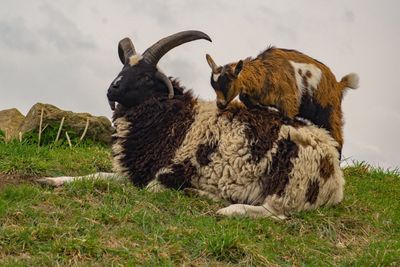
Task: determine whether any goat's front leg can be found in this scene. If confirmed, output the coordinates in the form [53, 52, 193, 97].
[217, 202, 287, 220]
[37, 172, 124, 187]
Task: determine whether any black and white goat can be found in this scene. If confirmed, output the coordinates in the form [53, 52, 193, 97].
[40, 31, 344, 219]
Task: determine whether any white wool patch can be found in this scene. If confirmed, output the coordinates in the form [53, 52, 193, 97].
[172, 101, 219, 163]
[112, 117, 132, 176]
[129, 54, 143, 66]
[290, 61, 322, 99]
[179, 101, 277, 206]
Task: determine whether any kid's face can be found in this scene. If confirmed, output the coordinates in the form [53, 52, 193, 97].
[206, 54, 244, 109]
[210, 66, 240, 109]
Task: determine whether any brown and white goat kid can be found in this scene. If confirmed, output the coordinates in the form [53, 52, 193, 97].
[206, 47, 359, 155]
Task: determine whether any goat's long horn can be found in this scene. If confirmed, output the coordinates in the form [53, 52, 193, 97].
[155, 71, 174, 99]
[118, 37, 136, 64]
[143, 30, 212, 66]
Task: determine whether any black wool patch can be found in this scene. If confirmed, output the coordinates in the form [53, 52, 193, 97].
[262, 138, 299, 197]
[239, 107, 283, 163]
[196, 141, 218, 166]
[305, 179, 320, 204]
[158, 159, 196, 190]
[112, 91, 196, 188]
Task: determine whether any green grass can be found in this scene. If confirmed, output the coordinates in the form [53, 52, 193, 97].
[21, 123, 108, 147]
[0, 143, 399, 266]
[0, 142, 111, 177]
[0, 130, 5, 144]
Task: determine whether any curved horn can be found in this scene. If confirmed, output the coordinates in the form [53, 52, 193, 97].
[206, 54, 220, 73]
[155, 71, 174, 99]
[118, 37, 137, 64]
[143, 30, 212, 66]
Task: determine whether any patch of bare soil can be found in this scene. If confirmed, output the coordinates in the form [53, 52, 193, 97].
[0, 173, 37, 190]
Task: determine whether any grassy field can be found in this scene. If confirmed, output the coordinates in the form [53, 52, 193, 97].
[0, 142, 399, 266]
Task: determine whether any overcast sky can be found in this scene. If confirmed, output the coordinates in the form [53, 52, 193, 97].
[0, 0, 399, 169]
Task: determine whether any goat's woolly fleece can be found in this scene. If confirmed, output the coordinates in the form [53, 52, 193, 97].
[111, 82, 344, 218]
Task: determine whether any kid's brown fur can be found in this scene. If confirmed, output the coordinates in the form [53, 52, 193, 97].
[206, 47, 359, 152]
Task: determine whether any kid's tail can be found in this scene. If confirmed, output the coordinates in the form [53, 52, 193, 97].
[339, 73, 359, 90]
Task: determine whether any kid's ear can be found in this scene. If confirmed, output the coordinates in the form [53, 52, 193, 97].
[234, 60, 243, 77]
[206, 54, 221, 74]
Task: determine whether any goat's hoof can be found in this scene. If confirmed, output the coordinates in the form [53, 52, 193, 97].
[145, 180, 166, 193]
[37, 177, 64, 187]
[216, 204, 246, 217]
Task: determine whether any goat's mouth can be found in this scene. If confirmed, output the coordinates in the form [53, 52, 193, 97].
[107, 91, 118, 110]
[107, 89, 122, 111]
[108, 100, 116, 110]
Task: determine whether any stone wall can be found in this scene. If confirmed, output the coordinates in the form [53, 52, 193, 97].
[0, 103, 113, 145]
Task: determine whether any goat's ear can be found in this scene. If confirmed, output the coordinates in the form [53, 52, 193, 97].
[206, 54, 219, 73]
[118, 38, 136, 65]
[234, 60, 244, 77]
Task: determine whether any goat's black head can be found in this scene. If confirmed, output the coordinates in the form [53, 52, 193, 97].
[206, 54, 243, 109]
[107, 31, 212, 110]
